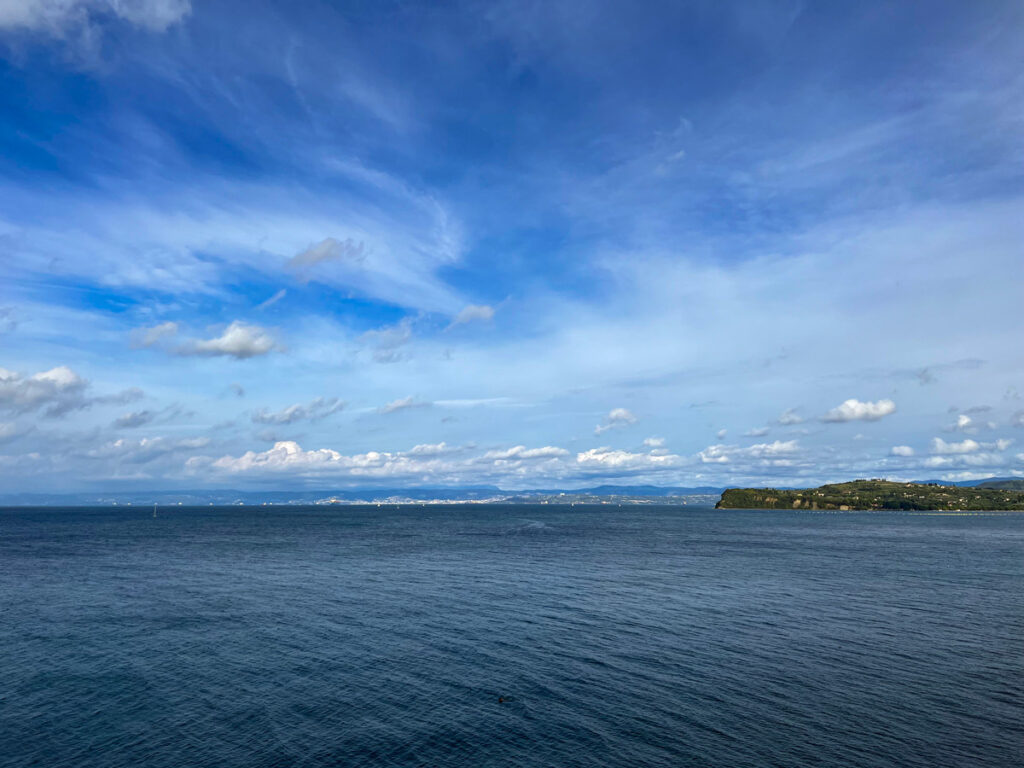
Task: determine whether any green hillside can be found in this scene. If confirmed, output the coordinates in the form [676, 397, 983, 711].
[717, 479, 1024, 511]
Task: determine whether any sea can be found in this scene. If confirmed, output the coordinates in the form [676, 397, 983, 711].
[1, 504, 1021, 767]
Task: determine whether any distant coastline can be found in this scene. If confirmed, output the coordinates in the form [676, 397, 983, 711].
[716, 479, 1024, 511]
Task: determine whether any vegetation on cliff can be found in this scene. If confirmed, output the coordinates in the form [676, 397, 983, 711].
[716, 480, 1024, 511]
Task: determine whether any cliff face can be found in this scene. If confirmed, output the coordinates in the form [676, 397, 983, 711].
[716, 480, 1024, 511]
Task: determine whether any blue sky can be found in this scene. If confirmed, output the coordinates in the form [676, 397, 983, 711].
[1, 0, 1022, 492]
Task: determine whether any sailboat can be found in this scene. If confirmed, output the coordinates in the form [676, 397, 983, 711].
[153, 503, 157, 518]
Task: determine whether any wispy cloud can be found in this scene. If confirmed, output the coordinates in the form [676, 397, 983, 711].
[257, 289, 287, 310]
[378, 396, 431, 415]
[448, 304, 495, 328]
[288, 238, 366, 281]
[252, 397, 345, 425]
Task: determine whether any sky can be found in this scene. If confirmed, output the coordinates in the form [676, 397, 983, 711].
[1, 0, 1022, 493]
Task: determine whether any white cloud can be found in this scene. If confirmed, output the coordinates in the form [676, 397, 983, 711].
[378, 395, 431, 415]
[594, 407, 637, 435]
[192, 439, 567, 482]
[407, 442, 458, 457]
[0, 366, 86, 415]
[698, 444, 731, 464]
[931, 437, 980, 454]
[575, 446, 680, 470]
[743, 427, 770, 437]
[0, 365, 135, 418]
[822, 398, 896, 423]
[777, 408, 804, 425]
[698, 439, 799, 465]
[1012, 411, 1024, 428]
[177, 322, 280, 359]
[185, 439, 695, 486]
[890, 445, 915, 457]
[747, 440, 799, 458]
[716, 429, 727, 440]
[251, 397, 345, 425]
[940, 470, 1001, 482]
[484, 445, 568, 460]
[0, 0, 191, 34]
[83, 435, 210, 465]
[643, 437, 665, 448]
[448, 304, 495, 328]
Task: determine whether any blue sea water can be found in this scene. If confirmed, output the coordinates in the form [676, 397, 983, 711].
[1, 504, 1022, 767]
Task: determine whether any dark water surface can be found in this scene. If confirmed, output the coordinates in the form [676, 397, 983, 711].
[1, 505, 1022, 767]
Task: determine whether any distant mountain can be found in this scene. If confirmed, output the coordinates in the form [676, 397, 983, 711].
[0, 485, 724, 507]
[976, 478, 1024, 491]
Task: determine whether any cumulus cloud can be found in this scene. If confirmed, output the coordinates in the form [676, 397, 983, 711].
[0, 365, 86, 415]
[1011, 410, 1024, 428]
[594, 407, 637, 435]
[184, 438, 695, 486]
[190, 439, 565, 482]
[743, 427, 770, 437]
[252, 397, 345, 425]
[747, 440, 799, 458]
[698, 440, 799, 464]
[85, 435, 210, 464]
[288, 237, 365, 280]
[0, 0, 191, 34]
[407, 442, 459, 457]
[575, 447, 681, 471]
[643, 437, 665, 448]
[890, 445, 915, 457]
[777, 409, 804, 426]
[821, 398, 896, 423]
[484, 445, 569, 460]
[448, 304, 495, 328]
[931, 437, 980, 455]
[177, 322, 280, 359]
[378, 395, 431, 415]
[0, 365, 137, 418]
[716, 429, 727, 440]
